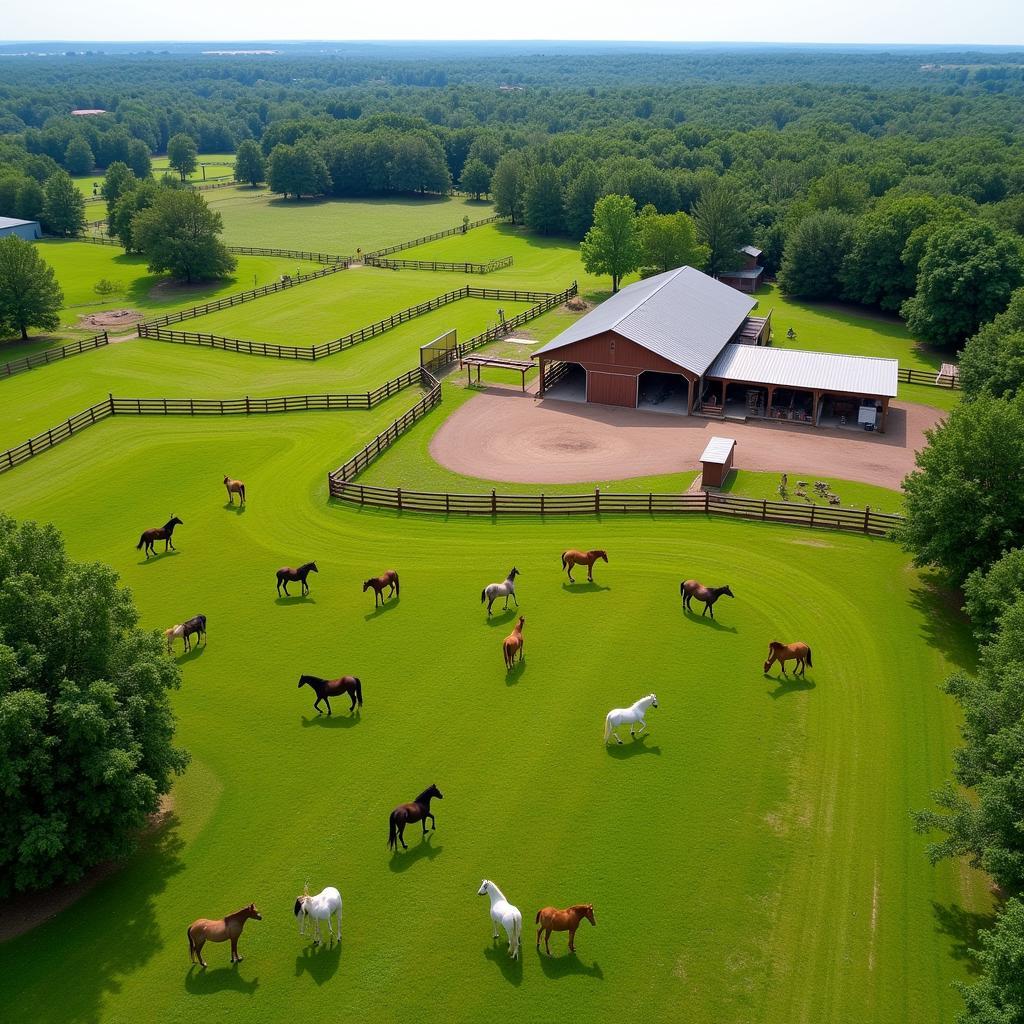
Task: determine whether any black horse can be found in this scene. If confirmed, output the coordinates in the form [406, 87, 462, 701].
[388, 784, 443, 851]
[680, 580, 735, 619]
[136, 516, 183, 558]
[298, 674, 363, 715]
[276, 561, 318, 597]
[182, 614, 207, 652]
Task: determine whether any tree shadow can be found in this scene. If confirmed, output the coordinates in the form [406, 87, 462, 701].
[364, 598, 400, 621]
[388, 833, 443, 873]
[606, 735, 661, 758]
[908, 572, 976, 672]
[483, 941, 524, 986]
[300, 710, 361, 728]
[185, 963, 260, 995]
[562, 582, 611, 593]
[293, 939, 342, 985]
[932, 901, 996, 976]
[682, 609, 737, 633]
[137, 549, 180, 565]
[505, 659, 526, 685]
[766, 675, 816, 698]
[485, 607, 518, 627]
[275, 595, 316, 606]
[536, 948, 604, 979]
[222, 502, 246, 515]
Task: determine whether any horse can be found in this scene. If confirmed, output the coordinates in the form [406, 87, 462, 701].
[604, 693, 659, 745]
[363, 569, 399, 607]
[298, 674, 363, 715]
[764, 641, 813, 677]
[680, 580, 735, 619]
[294, 885, 342, 946]
[478, 880, 522, 960]
[503, 616, 525, 670]
[481, 567, 520, 617]
[181, 614, 207, 652]
[535, 904, 596, 955]
[187, 903, 262, 968]
[562, 549, 608, 583]
[388, 783, 443, 851]
[136, 516, 183, 559]
[277, 561, 318, 597]
[164, 624, 185, 654]
[224, 476, 246, 505]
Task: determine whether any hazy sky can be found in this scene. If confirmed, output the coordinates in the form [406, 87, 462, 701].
[4, 0, 1023, 45]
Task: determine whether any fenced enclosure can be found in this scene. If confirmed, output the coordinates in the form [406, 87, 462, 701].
[361, 214, 509, 259]
[364, 256, 513, 274]
[1, 333, 109, 380]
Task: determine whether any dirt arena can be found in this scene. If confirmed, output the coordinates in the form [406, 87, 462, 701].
[429, 388, 943, 490]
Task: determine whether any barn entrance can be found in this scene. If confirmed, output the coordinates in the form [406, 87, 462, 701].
[637, 371, 689, 415]
[586, 370, 638, 408]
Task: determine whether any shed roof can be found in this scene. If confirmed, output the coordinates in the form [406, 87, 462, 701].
[739, 245, 762, 257]
[700, 436, 736, 464]
[533, 267, 756, 376]
[0, 217, 38, 229]
[706, 344, 899, 398]
[719, 266, 764, 280]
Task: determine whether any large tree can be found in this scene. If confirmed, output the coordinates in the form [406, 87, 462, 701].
[580, 193, 641, 294]
[64, 136, 95, 176]
[126, 139, 152, 180]
[0, 236, 63, 341]
[166, 133, 198, 182]
[777, 209, 854, 299]
[131, 188, 236, 283]
[564, 165, 603, 240]
[267, 143, 331, 200]
[459, 158, 491, 200]
[955, 898, 1024, 1024]
[964, 547, 1024, 638]
[638, 208, 709, 276]
[693, 180, 748, 278]
[41, 171, 85, 236]
[491, 152, 529, 225]
[958, 288, 1024, 401]
[111, 180, 161, 252]
[0, 515, 188, 897]
[233, 140, 265, 188]
[101, 161, 136, 224]
[524, 164, 565, 235]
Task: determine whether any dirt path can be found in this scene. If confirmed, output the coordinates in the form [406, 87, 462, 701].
[429, 388, 942, 490]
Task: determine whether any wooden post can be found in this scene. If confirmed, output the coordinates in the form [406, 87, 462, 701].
[766, 386, 775, 418]
[491, 489, 497, 515]
[864, 506, 871, 533]
[595, 487, 601, 514]
[396, 487, 403, 511]
[812, 390, 821, 425]
[108, 393, 115, 415]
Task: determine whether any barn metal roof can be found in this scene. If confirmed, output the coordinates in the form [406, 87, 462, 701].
[706, 344, 899, 397]
[739, 245, 763, 257]
[0, 217, 37, 228]
[533, 267, 756, 376]
[700, 436, 736, 464]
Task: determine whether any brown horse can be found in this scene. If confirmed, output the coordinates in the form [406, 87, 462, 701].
[180, 614, 207, 652]
[277, 561, 318, 597]
[298, 674, 363, 715]
[562, 549, 608, 583]
[187, 904, 262, 967]
[535, 904, 596, 955]
[503, 616, 525, 669]
[363, 569, 399, 607]
[224, 476, 246, 505]
[681, 580, 734, 619]
[388, 783, 443, 851]
[136, 516, 183, 558]
[764, 641, 813, 677]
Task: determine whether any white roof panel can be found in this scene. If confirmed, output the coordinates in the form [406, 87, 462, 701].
[0, 217, 37, 229]
[700, 436, 736, 464]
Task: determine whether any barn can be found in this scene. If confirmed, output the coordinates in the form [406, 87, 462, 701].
[0, 217, 42, 241]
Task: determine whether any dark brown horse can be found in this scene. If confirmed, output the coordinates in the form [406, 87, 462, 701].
[764, 641, 813, 677]
[363, 569, 399, 607]
[535, 904, 596, 955]
[136, 516, 183, 558]
[503, 616, 525, 670]
[277, 561, 318, 597]
[298, 674, 363, 715]
[562, 549, 608, 583]
[388, 783, 443, 851]
[181, 614, 207, 652]
[680, 580, 734, 619]
[187, 903, 262, 967]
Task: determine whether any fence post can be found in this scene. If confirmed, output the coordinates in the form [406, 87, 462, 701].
[541, 493, 545, 516]
[595, 487, 600, 514]
[762, 499, 767, 520]
[246, 395, 251, 415]
[491, 489, 497, 516]
[810, 504, 816, 528]
[864, 506, 871, 534]
[396, 487, 403, 511]
[705, 490, 710, 513]
[108, 393, 115, 415]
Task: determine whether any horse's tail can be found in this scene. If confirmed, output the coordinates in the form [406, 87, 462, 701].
[394, 574, 399, 596]
[187, 925, 195, 959]
[353, 678, 363, 706]
[136, 534, 146, 550]
[535, 909, 541, 924]
[481, 588, 486, 604]
[561, 551, 568, 569]
[603, 714, 612, 743]
[387, 812, 398, 850]
[805, 646, 812, 667]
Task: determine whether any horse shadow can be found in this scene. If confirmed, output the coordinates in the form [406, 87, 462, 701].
[388, 833, 443, 873]
[932, 901, 996, 976]
[293, 940, 342, 985]
[174, 645, 207, 665]
[137, 550, 179, 566]
[185, 963, 259, 996]
[483, 942, 524, 986]
[536, 949, 604, 980]
[275, 595, 316, 606]
[364, 598, 400, 621]
[766, 675, 816, 699]
[222, 502, 246, 515]
[606, 734, 661, 758]
[300, 711, 361, 729]
[485, 607, 518, 627]
[505, 660, 526, 685]
[561, 582, 611, 594]
[682, 609, 737, 633]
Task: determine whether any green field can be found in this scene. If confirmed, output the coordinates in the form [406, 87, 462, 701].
[72, 153, 236, 199]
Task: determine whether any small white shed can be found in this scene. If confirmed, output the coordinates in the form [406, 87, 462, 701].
[699, 436, 736, 488]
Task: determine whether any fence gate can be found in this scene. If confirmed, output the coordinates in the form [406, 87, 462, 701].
[419, 329, 459, 371]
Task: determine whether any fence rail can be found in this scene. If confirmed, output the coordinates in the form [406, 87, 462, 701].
[225, 245, 351, 264]
[361, 214, 508, 259]
[1, 333, 109, 380]
[364, 255, 513, 274]
[898, 366, 961, 389]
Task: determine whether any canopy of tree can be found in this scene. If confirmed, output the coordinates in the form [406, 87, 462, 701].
[0, 235, 63, 341]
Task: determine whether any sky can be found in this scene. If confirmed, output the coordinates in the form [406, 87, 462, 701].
[3, 0, 1023, 46]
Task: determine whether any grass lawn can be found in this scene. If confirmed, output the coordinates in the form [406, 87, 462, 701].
[71, 154, 236, 199]
[0, 396, 988, 1024]
[720, 469, 905, 515]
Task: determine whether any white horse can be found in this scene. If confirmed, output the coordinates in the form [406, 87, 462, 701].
[481, 567, 520, 617]
[163, 624, 185, 655]
[294, 885, 342, 945]
[478, 879, 522, 959]
[604, 693, 659, 744]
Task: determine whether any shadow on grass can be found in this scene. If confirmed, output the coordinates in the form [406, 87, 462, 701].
[388, 833, 442, 873]
[137, 549, 180, 566]
[536, 948, 604, 979]
[293, 940, 342, 985]
[185, 963, 260, 995]
[908, 572, 975, 672]
[364, 598, 400, 621]
[485, 607, 518, 627]
[606, 735, 661, 758]
[766, 675, 816, 698]
[561, 582, 611, 594]
[174, 644, 207, 665]
[300, 710, 361, 728]
[682, 608, 737, 633]
[505, 659, 526, 685]
[223, 502, 246, 515]
[275, 595, 316, 606]
[483, 942, 524, 986]
[932, 901, 996, 976]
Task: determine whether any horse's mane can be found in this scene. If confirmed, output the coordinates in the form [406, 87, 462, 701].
[299, 562, 316, 571]
[414, 785, 436, 803]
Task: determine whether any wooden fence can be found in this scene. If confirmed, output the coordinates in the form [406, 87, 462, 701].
[364, 255, 513, 274]
[898, 366, 961, 389]
[225, 245, 351, 264]
[1, 333, 109, 380]
[361, 214, 509, 259]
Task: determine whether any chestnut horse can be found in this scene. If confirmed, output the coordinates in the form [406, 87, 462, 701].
[562, 549, 607, 583]
[764, 641, 813, 677]
[536, 904, 596, 955]
[277, 561, 318, 597]
[363, 569, 399, 607]
[388, 783, 443, 851]
[681, 580, 734, 619]
[136, 516, 183, 558]
[224, 476, 246, 505]
[503, 616, 525, 669]
[298, 674, 363, 715]
[187, 903, 262, 967]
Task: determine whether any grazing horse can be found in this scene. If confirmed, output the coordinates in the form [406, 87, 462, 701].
[277, 561, 318, 597]
[164, 624, 185, 654]
[181, 614, 207, 652]
[388, 783, 443, 851]
[187, 904, 262, 967]
[482, 567, 520, 617]
[136, 516, 183, 559]
[503, 616, 525, 670]
[224, 476, 246, 505]
[562, 549, 608, 583]
[604, 693, 659, 745]
[764, 641, 813, 677]
[478, 880, 522, 960]
[681, 580, 735, 619]
[363, 569, 399, 607]
[294, 885, 342, 946]
[536, 904, 596, 955]
[298, 674, 363, 715]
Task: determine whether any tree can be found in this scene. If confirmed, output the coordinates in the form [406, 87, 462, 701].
[234, 140, 265, 188]
[491, 152, 529, 225]
[64, 136, 95, 176]
[807, 168, 869, 215]
[126, 139, 152, 179]
[564, 165, 603, 240]
[0, 236, 63, 341]
[693, 181, 748, 277]
[638, 209, 709, 276]
[15, 178, 44, 223]
[267, 143, 331, 200]
[524, 164, 565, 235]
[777, 210, 854, 299]
[459, 158, 491, 199]
[955, 898, 1024, 1024]
[896, 393, 1024, 585]
[0, 514, 188, 897]
[101, 161, 136, 224]
[131, 189, 236, 283]
[166, 133, 198, 182]
[959, 289, 1024, 401]
[964, 547, 1024, 638]
[580, 193, 642, 294]
[902, 222, 1024, 349]
[41, 171, 85, 236]
[111, 180, 161, 252]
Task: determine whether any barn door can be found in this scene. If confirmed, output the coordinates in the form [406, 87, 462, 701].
[587, 371, 637, 408]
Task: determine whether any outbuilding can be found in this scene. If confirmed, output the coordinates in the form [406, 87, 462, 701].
[0, 217, 42, 240]
[718, 245, 765, 294]
[699, 436, 736, 487]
